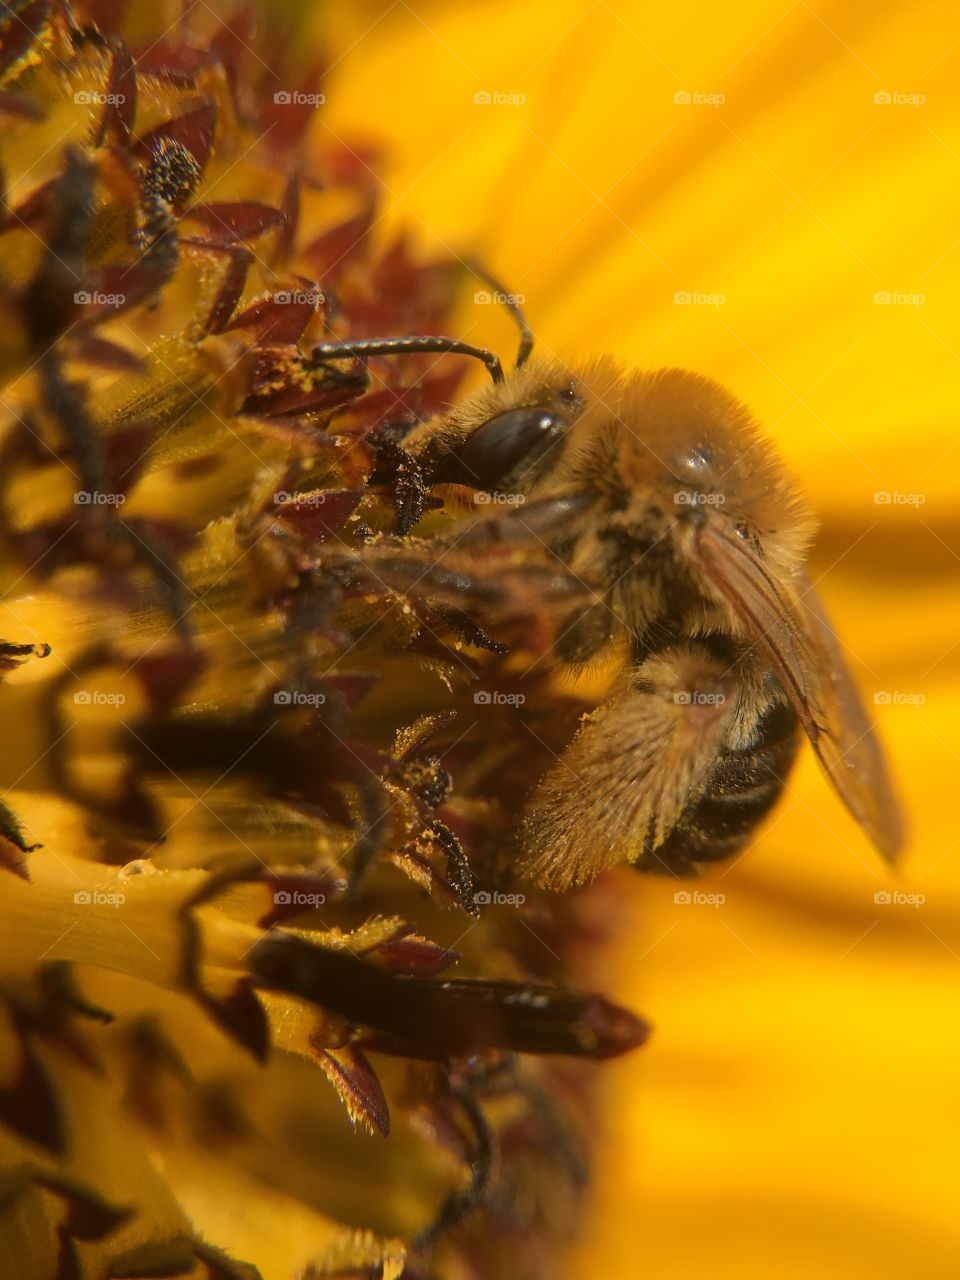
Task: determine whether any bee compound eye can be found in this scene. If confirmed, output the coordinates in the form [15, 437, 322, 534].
[438, 407, 567, 491]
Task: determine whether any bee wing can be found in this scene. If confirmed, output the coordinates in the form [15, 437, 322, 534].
[695, 518, 904, 861]
[519, 664, 736, 888]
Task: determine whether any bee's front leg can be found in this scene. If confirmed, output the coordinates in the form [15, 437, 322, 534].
[452, 491, 594, 549]
[321, 531, 598, 631]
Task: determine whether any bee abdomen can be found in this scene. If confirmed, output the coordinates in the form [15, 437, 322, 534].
[646, 701, 800, 875]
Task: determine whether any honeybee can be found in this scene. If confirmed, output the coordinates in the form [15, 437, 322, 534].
[316, 282, 905, 887]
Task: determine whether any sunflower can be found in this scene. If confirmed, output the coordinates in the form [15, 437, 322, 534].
[2, 1, 958, 1279]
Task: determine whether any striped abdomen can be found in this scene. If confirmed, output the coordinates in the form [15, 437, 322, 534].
[641, 700, 801, 875]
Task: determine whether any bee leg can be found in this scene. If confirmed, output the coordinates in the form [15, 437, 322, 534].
[453, 491, 594, 550]
[324, 545, 491, 608]
[394, 450, 430, 536]
[429, 818, 480, 916]
[319, 537, 594, 656]
[463, 1053, 590, 1192]
[413, 1078, 494, 1254]
[370, 428, 430, 534]
[392, 752, 480, 915]
[429, 603, 509, 654]
[394, 551, 592, 622]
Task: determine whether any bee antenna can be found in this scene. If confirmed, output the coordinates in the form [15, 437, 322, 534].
[311, 336, 504, 384]
[464, 258, 534, 370]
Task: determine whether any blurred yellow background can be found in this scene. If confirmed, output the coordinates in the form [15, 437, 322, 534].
[317, 2, 960, 1276]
